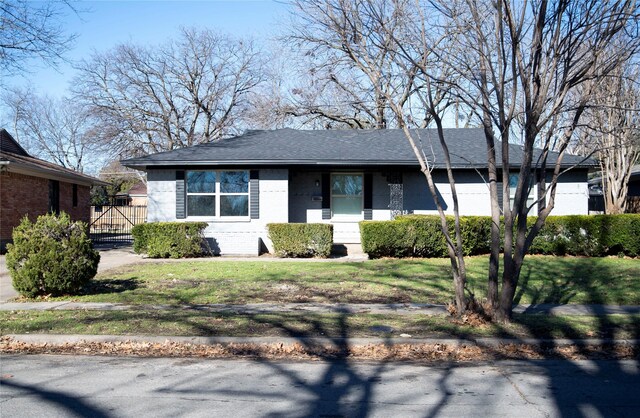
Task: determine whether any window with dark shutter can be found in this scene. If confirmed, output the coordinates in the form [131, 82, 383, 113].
[182, 170, 250, 218]
[250, 170, 259, 219]
[321, 173, 331, 219]
[72, 184, 78, 207]
[363, 173, 373, 220]
[176, 171, 186, 219]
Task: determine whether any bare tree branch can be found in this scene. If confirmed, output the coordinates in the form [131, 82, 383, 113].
[73, 28, 264, 156]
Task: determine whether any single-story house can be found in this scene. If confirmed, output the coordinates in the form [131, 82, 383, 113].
[113, 181, 148, 206]
[122, 128, 595, 255]
[589, 164, 640, 213]
[0, 129, 106, 252]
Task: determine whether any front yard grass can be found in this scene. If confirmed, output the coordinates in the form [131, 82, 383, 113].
[1, 310, 638, 341]
[31, 255, 640, 306]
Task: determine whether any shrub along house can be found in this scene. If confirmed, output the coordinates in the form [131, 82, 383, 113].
[121, 128, 594, 256]
[0, 129, 105, 252]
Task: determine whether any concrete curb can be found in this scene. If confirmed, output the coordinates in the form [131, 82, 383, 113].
[5, 334, 639, 348]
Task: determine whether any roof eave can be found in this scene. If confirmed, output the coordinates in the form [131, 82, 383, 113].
[4, 160, 108, 186]
[122, 159, 595, 171]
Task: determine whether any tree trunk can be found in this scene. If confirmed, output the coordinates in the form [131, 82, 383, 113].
[452, 267, 467, 315]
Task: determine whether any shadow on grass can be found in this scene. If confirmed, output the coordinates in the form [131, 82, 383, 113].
[80, 278, 140, 296]
[10, 256, 638, 416]
[165, 255, 639, 416]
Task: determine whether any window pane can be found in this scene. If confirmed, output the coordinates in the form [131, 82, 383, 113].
[220, 171, 248, 193]
[220, 195, 248, 216]
[332, 174, 362, 195]
[509, 173, 534, 208]
[187, 195, 215, 216]
[333, 196, 362, 215]
[187, 171, 216, 193]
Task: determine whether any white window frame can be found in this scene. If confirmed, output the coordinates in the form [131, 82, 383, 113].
[330, 172, 364, 220]
[186, 170, 250, 220]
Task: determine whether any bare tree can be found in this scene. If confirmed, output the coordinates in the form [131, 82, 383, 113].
[288, 0, 639, 320]
[3, 87, 102, 173]
[246, 51, 382, 129]
[433, 0, 639, 320]
[73, 28, 263, 156]
[494, 0, 638, 321]
[290, 0, 472, 314]
[0, 0, 77, 76]
[278, 0, 421, 130]
[577, 63, 640, 213]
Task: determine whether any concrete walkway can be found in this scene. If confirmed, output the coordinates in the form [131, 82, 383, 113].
[0, 254, 18, 302]
[2, 300, 640, 316]
[0, 248, 147, 303]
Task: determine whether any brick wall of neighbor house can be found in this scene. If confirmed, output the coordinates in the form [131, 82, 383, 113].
[0, 171, 91, 250]
[146, 168, 289, 256]
[58, 181, 91, 224]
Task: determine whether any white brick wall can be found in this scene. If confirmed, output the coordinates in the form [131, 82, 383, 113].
[146, 167, 589, 250]
[147, 170, 176, 222]
[146, 168, 289, 256]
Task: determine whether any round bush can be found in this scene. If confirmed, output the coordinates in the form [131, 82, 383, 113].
[6, 212, 100, 297]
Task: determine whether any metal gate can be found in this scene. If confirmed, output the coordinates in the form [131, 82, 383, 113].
[90, 205, 147, 245]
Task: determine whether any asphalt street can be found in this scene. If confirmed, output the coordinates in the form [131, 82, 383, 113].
[1, 355, 639, 417]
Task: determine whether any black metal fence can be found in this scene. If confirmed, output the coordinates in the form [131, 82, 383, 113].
[90, 205, 146, 245]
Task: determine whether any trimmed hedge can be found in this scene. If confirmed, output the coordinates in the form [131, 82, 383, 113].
[6, 212, 100, 297]
[360, 215, 491, 258]
[267, 223, 333, 258]
[132, 222, 209, 258]
[360, 214, 640, 258]
[528, 215, 640, 257]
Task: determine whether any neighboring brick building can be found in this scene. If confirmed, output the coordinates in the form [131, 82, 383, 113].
[0, 129, 105, 252]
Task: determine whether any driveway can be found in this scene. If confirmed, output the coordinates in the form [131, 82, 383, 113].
[0, 248, 144, 302]
[1, 355, 639, 417]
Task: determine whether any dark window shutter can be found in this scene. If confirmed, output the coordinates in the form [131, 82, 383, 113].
[321, 172, 331, 219]
[176, 171, 186, 219]
[497, 182, 504, 210]
[250, 170, 259, 219]
[363, 173, 373, 220]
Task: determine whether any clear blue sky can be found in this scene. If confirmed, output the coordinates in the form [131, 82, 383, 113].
[6, 0, 289, 97]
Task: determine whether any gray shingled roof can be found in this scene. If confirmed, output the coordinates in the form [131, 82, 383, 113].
[122, 128, 595, 169]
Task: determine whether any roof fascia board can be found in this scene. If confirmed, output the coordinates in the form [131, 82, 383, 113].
[4, 163, 106, 186]
[123, 159, 595, 171]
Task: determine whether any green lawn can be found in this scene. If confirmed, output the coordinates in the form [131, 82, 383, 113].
[1, 310, 638, 340]
[33, 255, 640, 306]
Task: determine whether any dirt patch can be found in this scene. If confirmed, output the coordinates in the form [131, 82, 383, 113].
[156, 279, 204, 289]
[264, 282, 412, 304]
[1, 336, 636, 362]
